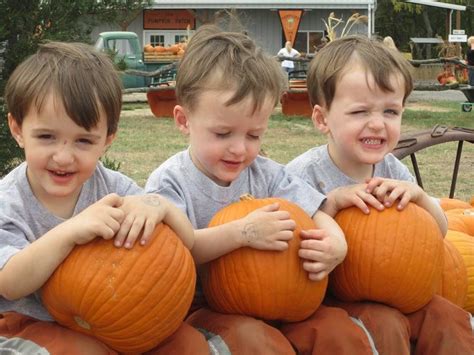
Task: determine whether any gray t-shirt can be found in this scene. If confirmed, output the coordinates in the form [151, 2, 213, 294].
[286, 145, 415, 194]
[145, 149, 326, 229]
[0, 162, 143, 321]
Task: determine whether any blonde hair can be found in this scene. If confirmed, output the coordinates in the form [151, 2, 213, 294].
[383, 36, 397, 50]
[468, 36, 474, 46]
[5, 42, 122, 136]
[307, 35, 413, 109]
[175, 24, 285, 113]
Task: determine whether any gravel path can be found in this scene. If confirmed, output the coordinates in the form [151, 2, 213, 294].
[124, 89, 469, 105]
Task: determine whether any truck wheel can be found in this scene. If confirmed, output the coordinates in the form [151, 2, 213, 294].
[461, 103, 472, 112]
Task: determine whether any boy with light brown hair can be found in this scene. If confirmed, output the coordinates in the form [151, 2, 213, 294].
[146, 24, 380, 354]
[287, 34, 473, 354]
[0, 41, 207, 353]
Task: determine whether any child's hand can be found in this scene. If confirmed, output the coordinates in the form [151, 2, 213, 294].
[63, 193, 124, 246]
[366, 177, 423, 210]
[114, 194, 169, 249]
[237, 202, 296, 251]
[298, 228, 347, 281]
[324, 185, 385, 216]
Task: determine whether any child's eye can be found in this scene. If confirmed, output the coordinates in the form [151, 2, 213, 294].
[248, 134, 260, 140]
[37, 134, 54, 140]
[77, 138, 93, 145]
[384, 109, 400, 116]
[351, 110, 367, 116]
[215, 132, 230, 138]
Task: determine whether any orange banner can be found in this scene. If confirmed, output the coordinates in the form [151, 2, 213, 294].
[278, 10, 304, 47]
[144, 10, 195, 30]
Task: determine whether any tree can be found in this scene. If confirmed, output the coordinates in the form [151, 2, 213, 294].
[0, 0, 151, 176]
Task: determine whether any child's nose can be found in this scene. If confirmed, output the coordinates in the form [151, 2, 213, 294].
[367, 114, 384, 130]
[228, 138, 246, 155]
[52, 144, 75, 165]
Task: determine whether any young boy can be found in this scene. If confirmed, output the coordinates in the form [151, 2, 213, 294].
[287, 35, 473, 354]
[0, 41, 208, 354]
[145, 25, 377, 354]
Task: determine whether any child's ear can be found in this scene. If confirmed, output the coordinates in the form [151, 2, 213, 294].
[174, 105, 190, 135]
[103, 133, 116, 153]
[311, 105, 329, 134]
[8, 113, 24, 148]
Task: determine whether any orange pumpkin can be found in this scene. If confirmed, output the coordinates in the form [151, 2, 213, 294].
[470, 195, 474, 207]
[331, 203, 444, 313]
[446, 208, 474, 236]
[42, 223, 196, 353]
[439, 197, 471, 211]
[144, 44, 154, 53]
[436, 238, 468, 307]
[202, 196, 328, 322]
[445, 230, 474, 313]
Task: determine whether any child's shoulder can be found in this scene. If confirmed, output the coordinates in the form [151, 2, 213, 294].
[286, 145, 327, 170]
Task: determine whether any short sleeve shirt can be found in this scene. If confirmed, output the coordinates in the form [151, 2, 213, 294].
[286, 145, 415, 194]
[145, 149, 326, 229]
[0, 162, 143, 321]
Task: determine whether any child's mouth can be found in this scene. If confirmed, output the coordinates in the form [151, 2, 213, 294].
[361, 138, 383, 145]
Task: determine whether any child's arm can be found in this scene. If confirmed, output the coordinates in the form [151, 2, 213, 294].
[298, 210, 347, 281]
[114, 194, 194, 250]
[0, 193, 124, 300]
[366, 177, 448, 236]
[191, 202, 296, 264]
[320, 184, 386, 217]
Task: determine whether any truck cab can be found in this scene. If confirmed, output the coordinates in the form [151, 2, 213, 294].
[95, 31, 153, 89]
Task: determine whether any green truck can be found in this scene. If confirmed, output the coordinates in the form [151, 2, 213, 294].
[94, 31, 177, 89]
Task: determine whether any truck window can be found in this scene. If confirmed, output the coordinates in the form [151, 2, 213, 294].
[107, 39, 134, 57]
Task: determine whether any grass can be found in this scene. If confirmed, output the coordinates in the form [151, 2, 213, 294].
[106, 101, 474, 202]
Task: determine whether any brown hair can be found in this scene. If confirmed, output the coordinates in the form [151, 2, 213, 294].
[175, 24, 285, 113]
[5, 41, 122, 135]
[307, 35, 413, 109]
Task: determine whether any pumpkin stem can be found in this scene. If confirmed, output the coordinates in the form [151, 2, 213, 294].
[240, 194, 255, 201]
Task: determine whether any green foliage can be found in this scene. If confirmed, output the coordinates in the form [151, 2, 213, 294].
[0, 102, 23, 177]
[100, 154, 122, 172]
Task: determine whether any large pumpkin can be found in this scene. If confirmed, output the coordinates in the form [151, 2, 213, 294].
[202, 196, 328, 322]
[42, 223, 196, 353]
[446, 208, 474, 236]
[445, 230, 474, 313]
[436, 238, 468, 308]
[331, 203, 444, 313]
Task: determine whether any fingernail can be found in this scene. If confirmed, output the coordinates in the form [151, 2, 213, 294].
[114, 241, 122, 247]
[125, 242, 131, 248]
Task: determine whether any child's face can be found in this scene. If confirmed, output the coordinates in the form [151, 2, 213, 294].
[313, 65, 405, 178]
[175, 90, 273, 186]
[8, 93, 115, 207]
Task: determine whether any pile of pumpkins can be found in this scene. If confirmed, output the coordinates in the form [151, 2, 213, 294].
[144, 42, 186, 56]
[40, 194, 474, 353]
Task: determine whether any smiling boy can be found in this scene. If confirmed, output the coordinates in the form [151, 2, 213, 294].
[0, 41, 203, 353]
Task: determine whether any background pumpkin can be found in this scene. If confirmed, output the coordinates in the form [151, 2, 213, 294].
[445, 230, 474, 313]
[439, 198, 472, 211]
[446, 208, 474, 236]
[331, 203, 444, 313]
[436, 238, 468, 308]
[42, 223, 196, 353]
[202, 196, 328, 322]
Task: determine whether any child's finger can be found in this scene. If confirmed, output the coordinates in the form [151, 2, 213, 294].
[139, 220, 156, 245]
[298, 248, 325, 261]
[308, 270, 328, 282]
[275, 230, 293, 241]
[101, 193, 123, 207]
[258, 202, 280, 213]
[124, 217, 146, 248]
[397, 194, 412, 210]
[277, 219, 296, 231]
[270, 240, 289, 251]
